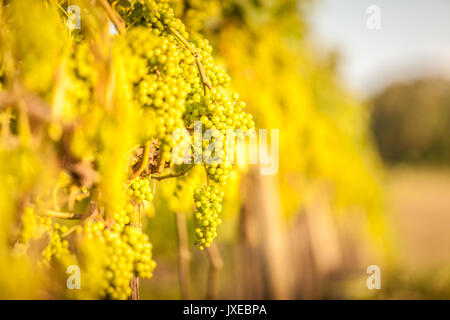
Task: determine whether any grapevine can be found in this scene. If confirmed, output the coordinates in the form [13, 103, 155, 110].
[0, 0, 387, 301]
[0, 0, 255, 299]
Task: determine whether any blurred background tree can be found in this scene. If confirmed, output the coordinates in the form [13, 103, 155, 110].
[371, 78, 450, 165]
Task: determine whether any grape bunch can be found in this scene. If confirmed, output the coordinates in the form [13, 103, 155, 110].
[117, 0, 188, 38]
[41, 223, 70, 263]
[76, 221, 156, 300]
[128, 176, 154, 204]
[65, 43, 97, 117]
[18, 207, 70, 264]
[123, 226, 157, 279]
[111, 202, 133, 232]
[103, 226, 156, 299]
[193, 185, 223, 250]
[207, 161, 232, 186]
[118, 27, 192, 164]
[114, 1, 256, 175]
[114, 0, 255, 245]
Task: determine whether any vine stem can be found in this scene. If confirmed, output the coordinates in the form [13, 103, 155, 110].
[98, 0, 126, 33]
[129, 205, 142, 300]
[54, 1, 69, 17]
[203, 165, 210, 186]
[175, 212, 192, 299]
[130, 141, 151, 180]
[206, 243, 223, 299]
[41, 210, 82, 220]
[150, 165, 194, 181]
[130, 269, 140, 300]
[61, 198, 100, 238]
[168, 27, 211, 93]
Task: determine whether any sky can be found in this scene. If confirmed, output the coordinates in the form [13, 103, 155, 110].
[307, 0, 450, 97]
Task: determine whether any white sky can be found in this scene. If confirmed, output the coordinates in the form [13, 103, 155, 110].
[307, 0, 450, 97]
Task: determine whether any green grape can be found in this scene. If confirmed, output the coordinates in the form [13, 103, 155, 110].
[193, 184, 223, 250]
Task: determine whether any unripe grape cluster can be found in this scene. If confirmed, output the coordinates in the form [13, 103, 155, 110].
[122, 226, 157, 279]
[207, 161, 232, 186]
[180, 42, 255, 186]
[76, 221, 156, 300]
[41, 223, 70, 263]
[112, 202, 133, 232]
[18, 207, 70, 264]
[65, 43, 97, 116]
[128, 176, 154, 204]
[119, 27, 194, 164]
[117, 0, 188, 38]
[193, 185, 223, 250]
[66, 43, 102, 160]
[114, 0, 255, 247]
[101, 227, 135, 300]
